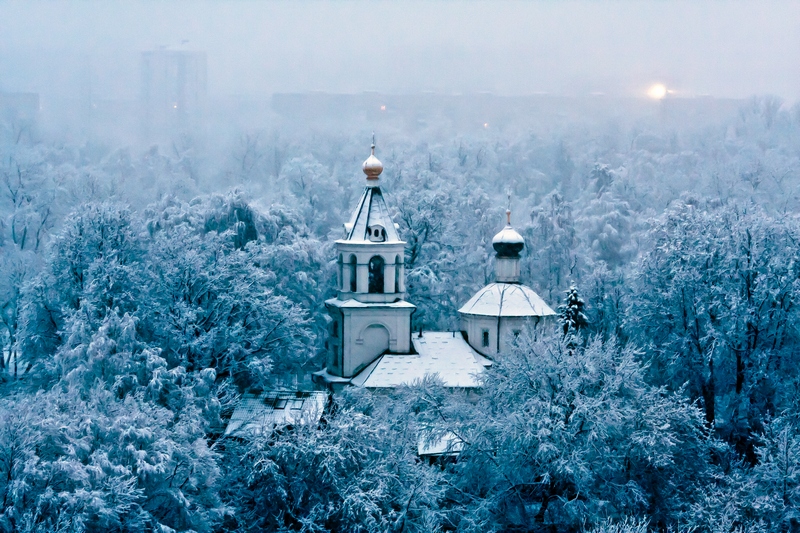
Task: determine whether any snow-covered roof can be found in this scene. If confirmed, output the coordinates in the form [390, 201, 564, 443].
[351, 332, 492, 388]
[325, 297, 416, 309]
[417, 431, 464, 457]
[342, 187, 401, 243]
[492, 225, 524, 245]
[224, 390, 329, 438]
[458, 282, 556, 318]
[492, 224, 525, 257]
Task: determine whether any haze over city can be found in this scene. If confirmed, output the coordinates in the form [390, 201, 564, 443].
[2, 1, 799, 101]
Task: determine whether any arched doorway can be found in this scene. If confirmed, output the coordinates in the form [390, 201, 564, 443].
[361, 324, 390, 360]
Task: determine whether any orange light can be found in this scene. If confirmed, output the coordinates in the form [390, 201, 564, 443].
[647, 84, 667, 100]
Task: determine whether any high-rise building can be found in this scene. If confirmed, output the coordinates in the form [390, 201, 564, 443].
[140, 48, 207, 141]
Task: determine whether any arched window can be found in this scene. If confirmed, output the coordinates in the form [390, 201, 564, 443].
[368, 255, 385, 293]
[349, 255, 357, 292]
[338, 254, 343, 290]
[368, 225, 386, 242]
[395, 254, 402, 293]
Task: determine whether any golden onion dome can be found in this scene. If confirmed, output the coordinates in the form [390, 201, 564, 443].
[362, 143, 383, 180]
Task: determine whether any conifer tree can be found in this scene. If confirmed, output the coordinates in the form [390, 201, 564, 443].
[558, 285, 588, 337]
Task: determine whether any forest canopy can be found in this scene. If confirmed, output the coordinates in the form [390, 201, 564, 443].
[2, 96, 800, 531]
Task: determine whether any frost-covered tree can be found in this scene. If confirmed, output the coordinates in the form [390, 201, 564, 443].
[442, 332, 714, 531]
[0, 309, 224, 532]
[221, 387, 445, 533]
[522, 191, 579, 302]
[630, 199, 800, 459]
[559, 284, 589, 339]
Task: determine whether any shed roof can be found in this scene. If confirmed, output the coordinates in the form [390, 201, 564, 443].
[224, 390, 329, 439]
[417, 431, 465, 457]
[458, 282, 556, 318]
[352, 332, 491, 388]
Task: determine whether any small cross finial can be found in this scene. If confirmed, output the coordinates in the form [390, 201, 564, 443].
[506, 192, 512, 225]
[371, 132, 375, 154]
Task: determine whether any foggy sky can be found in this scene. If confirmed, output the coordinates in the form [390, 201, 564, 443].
[1, 0, 799, 102]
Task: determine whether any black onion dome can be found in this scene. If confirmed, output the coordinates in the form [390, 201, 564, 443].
[492, 225, 524, 257]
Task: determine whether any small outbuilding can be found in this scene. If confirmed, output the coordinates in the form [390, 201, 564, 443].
[224, 390, 330, 439]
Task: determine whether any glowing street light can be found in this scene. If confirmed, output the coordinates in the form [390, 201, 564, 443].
[647, 83, 668, 100]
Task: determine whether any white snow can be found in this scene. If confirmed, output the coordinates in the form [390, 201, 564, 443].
[417, 431, 464, 457]
[492, 225, 524, 244]
[353, 331, 492, 388]
[458, 282, 556, 318]
[224, 390, 329, 438]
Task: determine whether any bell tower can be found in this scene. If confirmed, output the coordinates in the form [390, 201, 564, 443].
[319, 142, 415, 385]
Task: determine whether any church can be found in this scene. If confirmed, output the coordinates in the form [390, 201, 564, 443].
[312, 143, 556, 391]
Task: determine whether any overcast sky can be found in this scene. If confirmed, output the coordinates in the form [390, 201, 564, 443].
[1, 1, 798, 101]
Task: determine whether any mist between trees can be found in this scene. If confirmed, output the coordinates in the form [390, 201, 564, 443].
[2, 96, 800, 531]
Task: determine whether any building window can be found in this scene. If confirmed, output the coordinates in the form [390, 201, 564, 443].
[368, 255, 385, 293]
[368, 225, 386, 242]
[395, 254, 402, 293]
[482, 329, 490, 348]
[349, 255, 357, 292]
[331, 321, 339, 338]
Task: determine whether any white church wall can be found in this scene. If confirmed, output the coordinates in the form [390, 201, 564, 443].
[335, 306, 414, 377]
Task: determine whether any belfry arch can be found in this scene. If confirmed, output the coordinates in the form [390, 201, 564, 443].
[368, 255, 385, 293]
[349, 254, 357, 292]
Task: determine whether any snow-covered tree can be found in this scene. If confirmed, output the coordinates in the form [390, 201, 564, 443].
[559, 284, 589, 339]
[443, 331, 714, 531]
[630, 199, 800, 457]
[221, 387, 445, 533]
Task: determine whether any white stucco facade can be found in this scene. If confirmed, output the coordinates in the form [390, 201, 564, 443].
[325, 299, 415, 378]
[315, 144, 417, 386]
[457, 212, 556, 357]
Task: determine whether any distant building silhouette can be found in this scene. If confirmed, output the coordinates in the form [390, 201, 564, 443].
[140, 48, 207, 142]
[0, 92, 39, 142]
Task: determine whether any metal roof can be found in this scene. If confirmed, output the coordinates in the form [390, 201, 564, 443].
[492, 224, 524, 245]
[224, 390, 329, 439]
[458, 282, 556, 318]
[352, 332, 492, 388]
[343, 187, 401, 242]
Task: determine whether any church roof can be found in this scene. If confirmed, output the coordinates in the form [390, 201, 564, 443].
[326, 297, 415, 309]
[342, 186, 402, 242]
[351, 332, 492, 388]
[458, 282, 556, 318]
